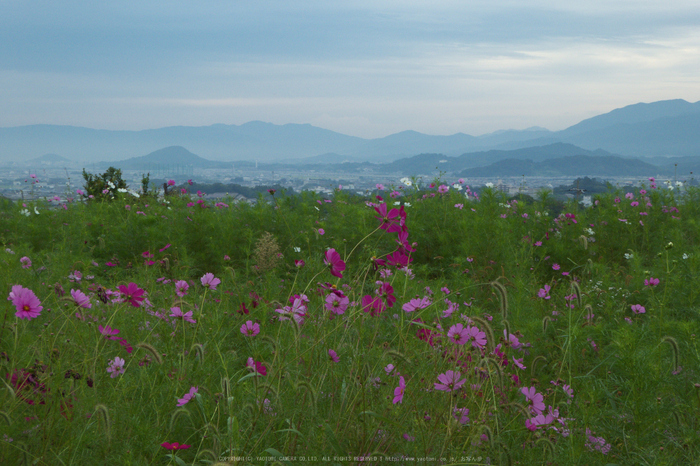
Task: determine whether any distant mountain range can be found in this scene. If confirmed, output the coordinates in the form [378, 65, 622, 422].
[1, 99, 699, 164]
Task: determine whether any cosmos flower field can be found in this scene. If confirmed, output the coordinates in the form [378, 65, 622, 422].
[1, 176, 699, 465]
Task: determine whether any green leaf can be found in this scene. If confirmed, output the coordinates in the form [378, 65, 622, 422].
[263, 448, 293, 466]
[324, 424, 344, 455]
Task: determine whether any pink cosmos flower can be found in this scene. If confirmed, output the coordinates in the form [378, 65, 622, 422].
[20, 256, 32, 269]
[393, 376, 406, 404]
[201, 273, 221, 290]
[328, 349, 339, 363]
[318, 228, 325, 235]
[118, 283, 146, 307]
[161, 442, 191, 450]
[465, 326, 487, 349]
[434, 370, 466, 392]
[9, 285, 43, 320]
[106, 356, 125, 378]
[402, 296, 431, 313]
[538, 284, 551, 299]
[630, 304, 646, 314]
[294, 259, 305, 268]
[447, 323, 469, 345]
[167, 179, 175, 186]
[438, 185, 449, 194]
[98, 325, 120, 337]
[552, 264, 560, 271]
[361, 294, 384, 316]
[324, 249, 346, 278]
[453, 407, 470, 425]
[376, 183, 385, 190]
[644, 277, 659, 287]
[170, 307, 196, 324]
[175, 280, 189, 297]
[512, 357, 526, 370]
[521, 386, 545, 414]
[241, 320, 260, 337]
[504, 330, 522, 349]
[325, 292, 349, 315]
[177, 386, 198, 407]
[70, 289, 92, 309]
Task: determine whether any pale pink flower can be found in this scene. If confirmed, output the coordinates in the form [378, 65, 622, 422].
[393, 376, 406, 404]
[170, 306, 196, 324]
[9, 285, 43, 320]
[70, 289, 92, 309]
[175, 280, 189, 297]
[447, 323, 469, 345]
[465, 325, 487, 349]
[106, 356, 125, 378]
[325, 292, 349, 315]
[521, 386, 545, 414]
[453, 407, 469, 425]
[201, 273, 221, 290]
[630, 304, 646, 314]
[240, 320, 260, 337]
[20, 256, 31, 269]
[434, 370, 466, 392]
[177, 386, 198, 407]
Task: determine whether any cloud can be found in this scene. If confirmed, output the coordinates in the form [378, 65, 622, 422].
[1, 1, 700, 136]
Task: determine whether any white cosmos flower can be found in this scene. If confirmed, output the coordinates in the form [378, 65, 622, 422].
[485, 182, 494, 188]
[294, 247, 301, 253]
[34, 207, 40, 215]
[400, 177, 412, 186]
[20, 209, 30, 216]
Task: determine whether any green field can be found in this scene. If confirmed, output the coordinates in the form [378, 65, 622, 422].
[1, 176, 699, 465]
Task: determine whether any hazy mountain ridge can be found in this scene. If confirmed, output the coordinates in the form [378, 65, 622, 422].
[2, 99, 699, 164]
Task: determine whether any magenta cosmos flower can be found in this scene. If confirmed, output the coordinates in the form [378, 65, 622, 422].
[324, 249, 346, 278]
[644, 277, 660, 287]
[9, 285, 43, 320]
[201, 273, 221, 290]
[161, 442, 191, 450]
[118, 283, 146, 307]
[537, 285, 551, 299]
[70, 289, 92, 309]
[630, 304, 646, 314]
[177, 386, 198, 407]
[240, 320, 260, 337]
[20, 256, 32, 269]
[170, 307, 196, 323]
[434, 370, 466, 392]
[246, 357, 267, 375]
[393, 376, 406, 404]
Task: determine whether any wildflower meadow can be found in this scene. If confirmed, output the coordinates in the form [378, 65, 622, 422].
[1, 175, 699, 465]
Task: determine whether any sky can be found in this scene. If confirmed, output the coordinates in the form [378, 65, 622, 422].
[2, 0, 700, 138]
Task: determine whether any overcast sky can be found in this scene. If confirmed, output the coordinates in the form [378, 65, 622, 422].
[2, 0, 699, 138]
